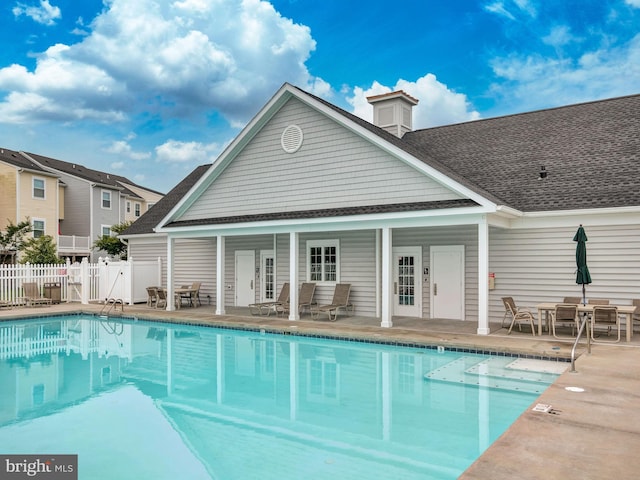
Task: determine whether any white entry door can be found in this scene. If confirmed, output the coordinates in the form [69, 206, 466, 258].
[393, 247, 422, 317]
[235, 250, 255, 306]
[430, 245, 465, 320]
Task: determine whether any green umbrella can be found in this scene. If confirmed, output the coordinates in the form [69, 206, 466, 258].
[573, 225, 592, 305]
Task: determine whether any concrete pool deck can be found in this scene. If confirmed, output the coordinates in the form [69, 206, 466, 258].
[1, 302, 639, 479]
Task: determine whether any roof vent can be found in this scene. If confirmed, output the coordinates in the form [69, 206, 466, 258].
[538, 165, 548, 180]
[281, 125, 303, 153]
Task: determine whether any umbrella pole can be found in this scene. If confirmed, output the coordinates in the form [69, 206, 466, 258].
[581, 284, 591, 354]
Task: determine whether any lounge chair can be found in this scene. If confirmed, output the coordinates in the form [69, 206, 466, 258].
[551, 303, 579, 338]
[311, 284, 351, 322]
[22, 282, 52, 307]
[276, 283, 316, 317]
[0, 300, 12, 310]
[501, 297, 535, 335]
[249, 282, 290, 315]
[591, 305, 620, 343]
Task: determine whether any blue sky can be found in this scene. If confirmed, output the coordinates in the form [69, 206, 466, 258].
[0, 0, 639, 193]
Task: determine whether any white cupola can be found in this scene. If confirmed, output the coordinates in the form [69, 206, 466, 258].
[367, 90, 419, 138]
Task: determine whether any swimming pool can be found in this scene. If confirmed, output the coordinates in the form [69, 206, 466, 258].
[0, 315, 566, 479]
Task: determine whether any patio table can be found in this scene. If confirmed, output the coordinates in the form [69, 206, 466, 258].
[536, 302, 637, 342]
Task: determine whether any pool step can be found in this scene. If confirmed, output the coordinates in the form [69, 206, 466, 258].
[424, 356, 567, 394]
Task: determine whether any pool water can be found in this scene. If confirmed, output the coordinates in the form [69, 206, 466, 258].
[0, 315, 565, 479]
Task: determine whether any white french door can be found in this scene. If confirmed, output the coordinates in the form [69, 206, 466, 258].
[393, 247, 422, 317]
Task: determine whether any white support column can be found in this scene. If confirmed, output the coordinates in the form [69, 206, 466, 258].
[216, 236, 226, 315]
[376, 229, 381, 317]
[477, 217, 490, 335]
[381, 227, 393, 328]
[289, 232, 299, 321]
[166, 237, 175, 311]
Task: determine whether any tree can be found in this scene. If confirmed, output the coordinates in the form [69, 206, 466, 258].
[0, 220, 32, 264]
[93, 221, 133, 259]
[20, 235, 64, 264]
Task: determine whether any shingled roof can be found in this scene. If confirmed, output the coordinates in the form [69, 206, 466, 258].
[121, 164, 211, 236]
[0, 147, 57, 175]
[403, 93, 640, 212]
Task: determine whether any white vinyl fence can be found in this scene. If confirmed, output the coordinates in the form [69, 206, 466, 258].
[0, 257, 161, 306]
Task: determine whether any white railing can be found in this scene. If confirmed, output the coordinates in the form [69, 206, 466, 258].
[0, 257, 161, 305]
[57, 235, 91, 253]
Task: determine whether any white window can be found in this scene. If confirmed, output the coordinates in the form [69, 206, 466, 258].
[307, 240, 339, 283]
[147, 203, 155, 211]
[126, 201, 131, 213]
[33, 178, 45, 199]
[101, 225, 112, 237]
[134, 203, 141, 217]
[33, 219, 45, 238]
[102, 190, 111, 209]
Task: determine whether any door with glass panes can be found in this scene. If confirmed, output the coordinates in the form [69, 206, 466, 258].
[393, 247, 422, 317]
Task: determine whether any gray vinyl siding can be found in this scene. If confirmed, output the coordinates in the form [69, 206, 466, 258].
[128, 237, 216, 302]
[92, 186, 121, 241]
[488, 224, 640, 323]
[180, 98, 462, 221]
[57, 175, 91, 236]
[174, 238, 216, 304]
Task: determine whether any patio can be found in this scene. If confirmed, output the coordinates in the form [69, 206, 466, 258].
[1, 302, 640, 479]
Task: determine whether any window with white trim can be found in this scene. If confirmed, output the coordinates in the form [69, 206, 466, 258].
[134, 202, 141, 217]
[101, 225, 112, 237]
[32, 219, 45, 238]
[307, 240, 339, 283]
[126, 201, 131, 213]
[102, 190, 111, 209]
[32, 178, 45, 199]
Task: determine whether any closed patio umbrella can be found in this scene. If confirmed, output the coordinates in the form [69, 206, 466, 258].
[573, 225, 592, 306]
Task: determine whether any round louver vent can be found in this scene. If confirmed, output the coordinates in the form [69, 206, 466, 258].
[281, 125, 303, 153]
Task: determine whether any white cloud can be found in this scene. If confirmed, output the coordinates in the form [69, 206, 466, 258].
[489, 33, 640, 111]
[0, 0, 323, 125]
[110, 161, 125, 169]
[484, 2, 516, 21]
[484, 0, 536, 20]
[105, 141, 151, 161]
[347, 74, 480, 129]
[542, 25, 575, 49]
[155, 139, 221, 164]
[626, 0, 640, 8]
[12, 0, 61, 26]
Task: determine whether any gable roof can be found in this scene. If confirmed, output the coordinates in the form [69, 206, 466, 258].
[127, 85, 640, 236]
[121, 164, 211, 236]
